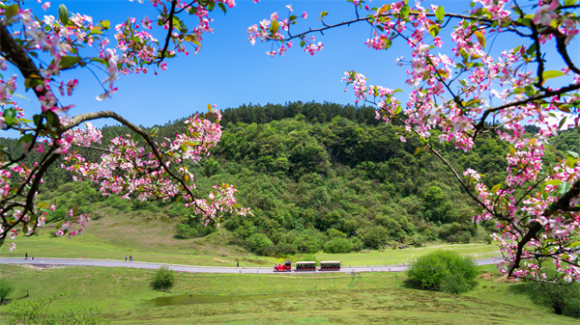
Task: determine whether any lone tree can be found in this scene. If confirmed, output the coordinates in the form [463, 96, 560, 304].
[249, 0, 580, 283]
[0, 0, 250, 251]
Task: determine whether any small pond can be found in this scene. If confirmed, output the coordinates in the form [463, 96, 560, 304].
[145, 293, 285, 307]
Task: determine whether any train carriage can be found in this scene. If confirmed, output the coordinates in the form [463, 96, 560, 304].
[319, 261, 341, 271]
[295, 261, 316, 271]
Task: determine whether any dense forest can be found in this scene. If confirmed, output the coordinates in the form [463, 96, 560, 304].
[3, 101, 578, 256]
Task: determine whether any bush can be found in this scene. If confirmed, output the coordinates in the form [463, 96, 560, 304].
[405, 250, 477, 294]
[0, 279, 14, 303]
[350, 237, 364, 252]
[525, 280, 580, 315]
[459, 232, 471, 244]
[362, 226, 388, 249]
[323, 238, 353, 253]
[246, 233, 274, 255]
[440, 273, 473, 295]
[151, 266, 175, 291]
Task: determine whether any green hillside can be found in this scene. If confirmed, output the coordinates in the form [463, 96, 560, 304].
[3, 101, 577, 257]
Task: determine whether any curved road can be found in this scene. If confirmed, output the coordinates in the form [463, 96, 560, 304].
[0, 257, 500, 274]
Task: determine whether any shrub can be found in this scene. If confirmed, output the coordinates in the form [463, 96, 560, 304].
[323, 238, 353, 253]
[405, 250, 477, 294]
[246, 233, 274, 255]
[525, 280, 580, 316]
[350, 237, 364, 252]
[327, 229, 347, 238]
[151, 266, 175, 291]
[459, 232, 471, 244]
[0, 279, 14, 303]
[440, 273, 473, 294]
[362, 226, 388, 249]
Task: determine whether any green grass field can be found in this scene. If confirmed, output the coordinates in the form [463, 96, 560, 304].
[0, 214, 500, 267]
[0, 264, 575, 324]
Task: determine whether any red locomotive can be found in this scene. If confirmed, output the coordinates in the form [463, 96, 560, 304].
[273, 260, 292, 272]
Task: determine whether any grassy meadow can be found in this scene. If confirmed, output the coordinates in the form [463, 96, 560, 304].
[0, 264, 576, 324]
[0, 213, 500, 267]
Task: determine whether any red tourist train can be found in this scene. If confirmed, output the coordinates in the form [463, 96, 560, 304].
[273, 261, 341, 272]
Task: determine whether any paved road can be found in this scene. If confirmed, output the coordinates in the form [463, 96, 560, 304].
[0, 257, 500, 274]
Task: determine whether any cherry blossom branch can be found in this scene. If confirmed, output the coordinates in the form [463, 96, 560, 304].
[60, 110, 199, 207]
[278, 12, 507, 42]
[158, 0, 178, 63]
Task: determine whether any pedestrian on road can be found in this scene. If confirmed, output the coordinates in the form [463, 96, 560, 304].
[125, 255, 127, 262]
[129, 256, 133, 262]
[25, 252, 28, 260]
[237, 261, 239, 267]
[31, 257, 34, 261]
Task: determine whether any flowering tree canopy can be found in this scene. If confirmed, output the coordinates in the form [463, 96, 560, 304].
[249, 0, 580, 283]
[0, 0, 249, 252]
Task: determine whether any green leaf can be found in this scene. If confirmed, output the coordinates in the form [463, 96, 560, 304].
[567, 151, 579, 158]
[59, 4, 70, 26]
[435, 5, 445, 21]
[465, 98, 481, 108]
[491, 183, 502, 194]
[395, 106, 402, 115]
[320, 11, 328, 19]
[565, 0, 577, 6]
[12, 93, 30, 101]
[556, 104, 571, 113]
[90, 58, 109, 67]
[428, 24, 440, 37]
[559, 116, 568, 129]
[559, 182, 572, 196]
[133, 132, 140, 143]
[100, 20, 111, 29]
[414, 147, 421, 156]
[176, 195, 183, 203]
[184, 34, 201, 47]
[570, 241, 580, 248]
[543, 70, 565, 81]
[270, 19, 279, 34]
[60, 56, 80, 69]
[545, 179, 562, 187]
[393, 88, 403, 94]
[73, 202, 78, 214]
[217, 3, 226, 13]
[399, 5, 410, 19]
[5, 4, 19, 20]
[474, 31, 486, 48]
[151, 126, 160, 136]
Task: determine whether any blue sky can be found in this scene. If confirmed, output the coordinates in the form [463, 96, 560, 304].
[2, 0, 578, 137]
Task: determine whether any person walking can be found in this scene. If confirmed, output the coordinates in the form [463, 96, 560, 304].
[125, 255, 127, 262]
[237, 261, 239, 268]
[25, 252, 28, 260]
[129, 256, 133, 262]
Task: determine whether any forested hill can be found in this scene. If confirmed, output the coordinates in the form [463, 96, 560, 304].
[3, 101, 578, 256]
